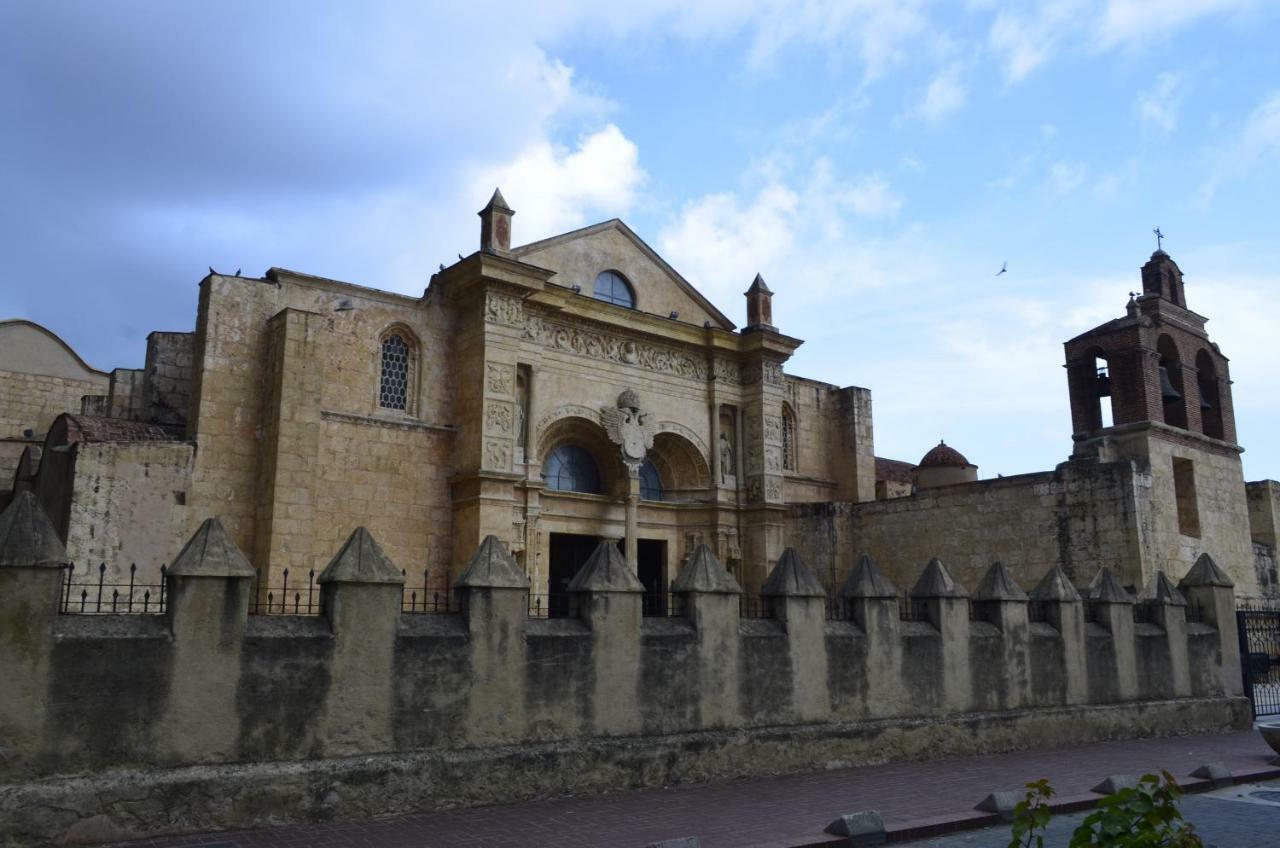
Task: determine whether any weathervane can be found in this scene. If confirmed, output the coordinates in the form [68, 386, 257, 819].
[1153, 227, 1165, 251]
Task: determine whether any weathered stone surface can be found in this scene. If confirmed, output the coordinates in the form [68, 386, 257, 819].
[318, 527, 404, 585]
[761, 547, 825, 597]
[1189, 762, 1232, 787]
[167, 517, 255, 578]
[824, 810, 886, 845]
[1030, 565, 1080, 602]
[1139, 571, 1186, 606]
[568, 541, 644, 593]
[975, 790, 1021, 821]
[1179, 553, 1234, 588]
[645, 838, 700, 848]
[1091, 774, 1139, 794]
[671, 544, 740, 594]
[911, 557, 967, 598]
[972, 562, 1028, 602]
[1089, 567, 1134, 604]
[0, 491, 68, 569]
[455, 534, 530, 589]
[841, 554, 897, 599]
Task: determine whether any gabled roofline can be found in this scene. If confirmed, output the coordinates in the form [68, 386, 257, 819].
[511, 219, 737, 330]
[0, 319, 109, 377]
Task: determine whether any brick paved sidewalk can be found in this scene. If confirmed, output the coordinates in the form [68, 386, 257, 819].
[113, 730, 1278, 848]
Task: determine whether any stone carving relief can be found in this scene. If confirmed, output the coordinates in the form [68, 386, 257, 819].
[764, 445, 782, 473]
[713, 358, 744, 384]
[485, 401, 514, 435]
[486, 362, 514, 396]
[719, 432, 734, 484]
[485, 292, 523, 328]
[762, 414, 782, 445]
[484, 438, 513, 471]
[765, 476, 783, 501]
[523, 312, 707, 382]
[602, 389, 656, 471]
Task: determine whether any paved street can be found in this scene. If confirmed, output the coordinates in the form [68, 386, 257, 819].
[111, 730, 1279, 848]
[900, 781, 1280, 847]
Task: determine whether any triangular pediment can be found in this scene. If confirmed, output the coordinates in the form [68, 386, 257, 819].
[512, 219, 736, 330]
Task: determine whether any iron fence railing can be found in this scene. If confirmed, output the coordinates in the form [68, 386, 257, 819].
[1238, 604, 1280, 718]
[249, 567, 320, 615]
[898, 597, 929, 622]
[528, 593, 571, 619]
[738, 595, 769, 619]
[400, 570, 458, 613]
[61, 562, 167, 615]
[642, 592, 684, 618]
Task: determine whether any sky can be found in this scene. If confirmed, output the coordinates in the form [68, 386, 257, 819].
[2, 1, 1278, 479]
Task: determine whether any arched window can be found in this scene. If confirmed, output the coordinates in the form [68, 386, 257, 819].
[379, 330, 416, 412]
[543, 444, 602, 494]
[639, 458, 663, 501]
[1196, 349, 1224, 440]
[781, 404, 796, 471]
[1156, 334, 1187, 430]
[592, 270, 635, 309]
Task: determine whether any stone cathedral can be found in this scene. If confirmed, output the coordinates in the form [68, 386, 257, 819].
[1, 192, 1277, 604]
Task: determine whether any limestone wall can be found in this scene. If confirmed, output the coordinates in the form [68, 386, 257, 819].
[1247, 480, 1280, 551]
[788, 461, 1144, 592]
[142, 332, 194, 428]
[784, 376, 875, 505]
[0, 523, 1247, 845]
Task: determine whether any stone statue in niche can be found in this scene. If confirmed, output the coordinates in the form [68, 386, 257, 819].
[602, 388, 655, 472]
[515, 371, 528, 446]
[719, 432, 734, 483]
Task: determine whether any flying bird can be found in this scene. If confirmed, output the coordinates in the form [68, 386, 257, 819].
[996, 262, 1007, 276]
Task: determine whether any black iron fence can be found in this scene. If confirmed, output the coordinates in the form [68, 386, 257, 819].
[60, 562, 167, 615]
[898, 597, 929, 622]
[400, 570, 458, 613]
[1238, 603, 1280, 718]
[738, 595, 769, 619]
[642, 592, 684, 617]
[249, 568, 320, 615]
[529, 593, 571, 619]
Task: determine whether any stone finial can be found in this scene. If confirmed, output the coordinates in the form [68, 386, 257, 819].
[1179, 553, 1234, 589]
[318, 527, 404, 585]
[478, 187, 514, 254]
[1139, 571, 1187, 606]
[910, 557, 968, 598]
[12, 446, 39, 493]
[454, 535, 530, 589]
[567, 541, 644, 593]
[761, 548, 826, 598]
[168, 517, 255, 578]
[840, 554, 898, 599]
[823, 810, 886, 842]
[744, 273, 774, 329]
[671, 544, 741, 594]
[0, 490, 68, 569]
[972, 562, 1029, 602]
[1088, 567, 1134, 604]
[1030, 565, 1081, 602]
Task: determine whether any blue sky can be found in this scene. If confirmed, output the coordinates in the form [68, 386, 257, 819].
[2, 1, 1278, 479]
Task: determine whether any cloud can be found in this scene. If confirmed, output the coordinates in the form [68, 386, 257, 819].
[1200, 89, 1280, 202]
[912, 64, 969, 125]
[1136, 72, 1182, 133]
[474, 124, 647, 245]
[1097, 0, 1258, 49]
[1047, 161, 1087, 195]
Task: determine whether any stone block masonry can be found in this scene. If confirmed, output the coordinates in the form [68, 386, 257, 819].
[0, 493, 1249, 846]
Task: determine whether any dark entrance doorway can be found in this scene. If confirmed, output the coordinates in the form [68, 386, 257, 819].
[548, 533, 597, 618]
[638, 539, 666, 615]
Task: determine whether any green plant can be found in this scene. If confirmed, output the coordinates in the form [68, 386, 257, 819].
[1069, 771, 1203, 847]
[1008, 779, 1054, 848]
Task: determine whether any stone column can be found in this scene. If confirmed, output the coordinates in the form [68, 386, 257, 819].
[317, 528, 405, 755]
[1178, 553, 1242, 697]
[163, 517, 255, 764]
[910, 557, 971, 714]
[0, 492, 68, 780]
[624, 475, 640, 575]
[708, 399, 721, 489]
[1139, 571, 1191, 698]
[455, 535, 530, 745]
[569, 541, 644, 736]
[1088, 567, 1138, 701]
[671, 543, 743, 728]
[840, 554, 901, 719]
[973, 561, 1032, 709]
[761, 548, 829, 723]
[1030, 565, 1087, 705]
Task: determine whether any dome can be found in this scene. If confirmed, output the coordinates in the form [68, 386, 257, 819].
[918, 440, 971, 469]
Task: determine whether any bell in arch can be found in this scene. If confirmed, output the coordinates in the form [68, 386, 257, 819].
[1159, 366, 1181, 402]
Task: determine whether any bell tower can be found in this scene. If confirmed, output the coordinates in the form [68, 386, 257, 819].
[1063, 248, 1235, 446]
[1061, 246, 1254, 592]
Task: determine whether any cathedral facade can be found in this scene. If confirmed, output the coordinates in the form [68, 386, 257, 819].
[2, 192, 1276, 603]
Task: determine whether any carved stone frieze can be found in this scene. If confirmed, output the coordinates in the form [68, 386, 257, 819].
[764, 445, 782, 473]
[483, 438, 513, 471]
[713, 357, 744, 384]
[762, 414, 782, 445]
[523, 311, 707, 382]
[485, 291, 523, 328]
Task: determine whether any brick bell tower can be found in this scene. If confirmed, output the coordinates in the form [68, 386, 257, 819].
[1062, 245, 1254, 591]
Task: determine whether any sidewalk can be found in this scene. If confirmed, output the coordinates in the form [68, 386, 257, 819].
[112, 730, 1278, 848]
